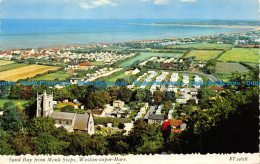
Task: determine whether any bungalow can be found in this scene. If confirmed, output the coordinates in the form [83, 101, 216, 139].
[113, 100, 125, 108]
[62, 57, 70, 63]
[26, 48, 35, 54]
[148, 114, 164, 125]
[12, 49, 21, 54]
[0, 52, 4, 58]
[31, 54, 42, 59]
[125, 68, 140, 75]
[198, 61, 206, 68]
[68, 63, 79, 69]
[168, 119, 187, 133]
[79, 62, 94, 70]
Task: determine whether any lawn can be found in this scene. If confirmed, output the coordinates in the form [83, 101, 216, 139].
[171, 43, 231, 48]
[0, 63, 27, 72]
[186, 50, 222, 60]
[0, 60, 15, 66]
[91, 61, 105, 66]
[119, 52, 183, 67]
[218, 48, 259, 63]
[216, 62, 249, 73]
[0, 64, 60, 82]
[33, 70, 71, 81]
[0, 99, 29, 109]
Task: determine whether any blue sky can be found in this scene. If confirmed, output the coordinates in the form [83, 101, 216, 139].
[0, 0, 259, 20]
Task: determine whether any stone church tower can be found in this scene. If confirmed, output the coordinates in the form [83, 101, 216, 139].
[36, 90, 53, 117]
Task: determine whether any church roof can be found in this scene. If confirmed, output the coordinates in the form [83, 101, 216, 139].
[73, 114, 89, 130]
[49, 111, 76, 120]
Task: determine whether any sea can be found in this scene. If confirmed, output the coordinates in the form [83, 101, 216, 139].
[0, 19, 248, 50]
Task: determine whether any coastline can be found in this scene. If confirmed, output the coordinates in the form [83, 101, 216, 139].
[128, 23, 260, 30]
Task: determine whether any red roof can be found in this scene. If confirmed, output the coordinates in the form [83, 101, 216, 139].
[209, 86, 224, 91]
[169, 119, 183, 127]
[172, 129, 182, 133]
[79, 62, 93, 66]
[5, 51, 12, 55]
[12, 49, 19, 51]
[0, 52, 3, 55]
[31, 54, 42, 57]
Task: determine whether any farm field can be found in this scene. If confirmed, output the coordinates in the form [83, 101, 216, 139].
[186, 50, 222, 60]
[91, 61, 105, 66]
[218, 48, 259, 63]
[0, 99, 29, 109]
[216, 62, 249, 73]
[33, 70, 70, 81]
[119, 52, 183, 67]
[170, 43, 231, 48]
[0, 63, 27, 72]
[0, 60, 15, 66]
[0, 64, 60, 82]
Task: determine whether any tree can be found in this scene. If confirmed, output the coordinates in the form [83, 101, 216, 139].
[8, 85, 21, 99]
[163, 91, 176, 102]
[87, 90, 111, 109]
[60, 105, 74, 113]
[118, 86, 132, 103]
[0, 81, 9, 99]
[27, 117, 55, 136]
[1, 102, 22, 132]
[162, 101, 173, 114]
[35, 133, 70, 155]
[9, 131, 36, 155]
[154, 90, 164, 105]
[20, 85, 33, 100]
[118, 123, 125, 129]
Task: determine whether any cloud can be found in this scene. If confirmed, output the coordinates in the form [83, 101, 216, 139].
[154, 0, 169, 5]
[180, 0, 197, 2]
[79, 0, 117, 9]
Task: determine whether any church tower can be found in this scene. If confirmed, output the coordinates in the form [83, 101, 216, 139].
[36, 90, 54, 117]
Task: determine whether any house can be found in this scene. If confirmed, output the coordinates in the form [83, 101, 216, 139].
[148, 114, 164, 125]
[113, 100, 125, 108]
[31, 54, 42, 59]
[62, 57, 70, 63]
[68, 63, 79, 69]
[198, 61, 206, 67]
[79, 62, 94, 70]
[12, 49, 21, 54]
[26, 48, 35, 54]
[87, 110, 103, 116]
[0, 52, 4, 58]
[36, 90, 94, 134]
[70, 78, 84, 85]
[125, 68, 140, 75]
[168, 119, 187, 133]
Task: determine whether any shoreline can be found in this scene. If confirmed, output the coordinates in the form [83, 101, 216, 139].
[0, 27, 258, 51]
[128, 23, 260, 30]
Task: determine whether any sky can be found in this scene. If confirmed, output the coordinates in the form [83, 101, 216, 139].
[0, 0, 259, 20]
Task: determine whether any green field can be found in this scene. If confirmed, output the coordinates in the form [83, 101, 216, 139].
[0, 60, 15, 66]
[0, 63, 27, 72]
[91, 61, 105, 66]
[186, 50, 222, 60]
[171, 43, 231, 48]
[218, 48, 259, 63]
[216, 62, 249, 73]
[33, 70, 71, 81]
[119, 52, 183, 67]
[0, 99, 29, 109]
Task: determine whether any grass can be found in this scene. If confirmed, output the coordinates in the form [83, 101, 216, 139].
[94, 116, 131, 126]
[0, 99, 29, 109]
[216, 62, 249, 74]
[0, 60, 15, 66]
[106, 72, 131, 82]
[91, 61, 105, 66]
[170, 43, 231, 48]
[33, 70, 71, 81]
[186, 50, 222, 61]
[0, 63, 27, 72]
[218, 48, 259, 63]
[214, 73, 232, 81]
[119, 52, 183, 67]
[0, 64, 60, 82]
